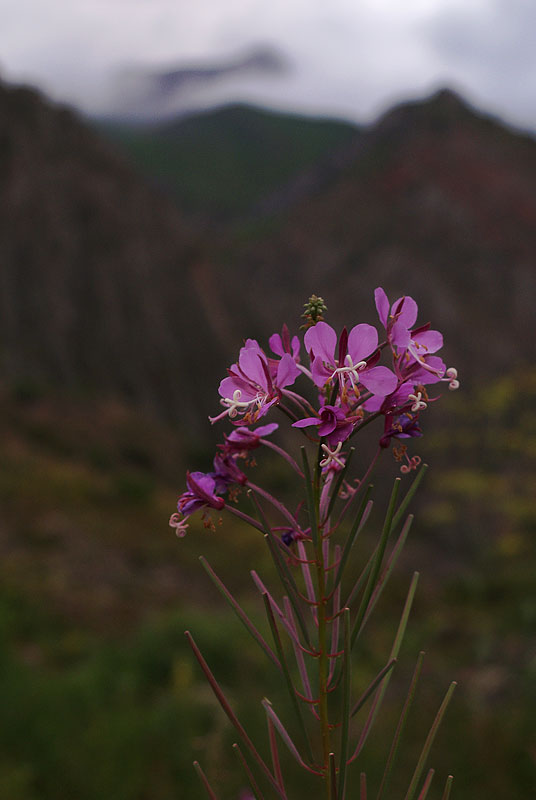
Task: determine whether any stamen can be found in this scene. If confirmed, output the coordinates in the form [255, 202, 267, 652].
[445, 367, 460, 390]
[329, 355, 367, 387]
[209, 389, 255, 423]
[320, 442, 345, 469]
[408, 391, 427, 412]
[169, 513, 189, 538]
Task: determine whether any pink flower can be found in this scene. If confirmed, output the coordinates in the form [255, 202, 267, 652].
[304, 321, 397, 397]
[210, 340, 300, 424]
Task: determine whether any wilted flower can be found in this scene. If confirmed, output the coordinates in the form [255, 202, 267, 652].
[177, 471, 225, 519]
[223, 422, 279, 455]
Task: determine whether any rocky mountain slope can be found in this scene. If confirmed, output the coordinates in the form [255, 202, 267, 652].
[212, 89, 536, 380]
[1, 81, 535, 434]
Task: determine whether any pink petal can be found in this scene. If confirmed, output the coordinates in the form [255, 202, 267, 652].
[268, 333, 284, 357]
[392, 296, 418, 328]
[362, 394, 384, 412]
[374, 287, 390, 327]
[391, 320, 411, 348]
[276, 353, 300, 388]
[348, 323, 378, 362]
[292, 417, 319, 429]
[218, 375, 257, 401]
[411, 329, 443, 353]
[239, 347, 269, 391]
[360, 366, 398, 396]
[311, 357, 333, 387]
[411, 356, 445, 384]
[255, 422, 279, 437]
[304, 321, 337, 365]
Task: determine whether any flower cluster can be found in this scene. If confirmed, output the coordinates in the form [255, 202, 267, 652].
[171, 288, 458, 534]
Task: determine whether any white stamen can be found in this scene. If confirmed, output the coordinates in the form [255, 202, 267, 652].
[448, 379, 460, 391]
[209, 389, 256, 423]
[446, 367, 458, 379]
[319, 441, 345, 469]
[408, 392, 427, 412]
[329, 355, 368, 387]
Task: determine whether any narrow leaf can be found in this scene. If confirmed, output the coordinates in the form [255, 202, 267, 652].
[326, 447, 355, 519]
[267, 717, 287, 796]
[390, 464, 428, 533]
[301, 446, 319, 546]
[416, 769, 435, 800]
[441, 775, 454, 800]
[232, 743, 265, 800]
[250, 493, 312, 648]
[193, 761, 219, 799]
[284, 597, 313, 702]
[351, 478, 401, 647]
[376, 651, 426, 800]
[329, 752, 338, 799]
[262, 699, 314, 772]
[350, 572, 420, 761]
[185, 632, 284, 798]
[334, 490, 373, 588]
[360, 514, 414, 632]
[338, 609, 352, 798]
[263, 594, 315, 763]
[404, 682, 457, 800]
[350, 658, 397, 718]
[200, 557, 280, 669]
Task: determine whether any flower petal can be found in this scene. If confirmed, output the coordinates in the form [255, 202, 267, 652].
[311, 357, 333, 387]
[360, 366, 398, 396]
[218, 375, 257, 402]
[411, 329, 443, 354]
[292, 417, 319, 429]
[239, 346, 270, 391]
[276, 353, 300, 389]
[392, 296, 418, 328]
[391, 320, 411, 349]
[348, 323, 378, 363]
[304, 321, 337, 365]
[268, 333, 284, 357]
[374, 287, 390, 328]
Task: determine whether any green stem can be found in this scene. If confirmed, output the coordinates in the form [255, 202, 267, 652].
[315, 532, 332, 798]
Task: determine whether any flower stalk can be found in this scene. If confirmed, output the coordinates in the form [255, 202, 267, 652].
[174, 290, 458, 797]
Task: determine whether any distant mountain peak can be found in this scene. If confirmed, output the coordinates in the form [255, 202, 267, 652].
[375, 86, 483, 134]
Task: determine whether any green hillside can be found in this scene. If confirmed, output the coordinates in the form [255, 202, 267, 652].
[0, 373, 535, 798]
[96, 104, 359, 218]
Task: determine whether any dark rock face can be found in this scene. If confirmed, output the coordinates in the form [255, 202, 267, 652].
[0, 81, 215, 428]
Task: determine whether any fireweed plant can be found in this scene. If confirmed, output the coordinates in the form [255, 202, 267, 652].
[171, 289, 460, 799]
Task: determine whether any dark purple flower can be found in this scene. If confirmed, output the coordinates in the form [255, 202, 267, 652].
[210, 339, 300, 424]
[379, 413, 422, 449]
[293, 403, 354, 447]
[177, 471, 225, 519]
[304, 321, 397, 398]
[223, 422, 279, 454]
[212, 452, 247, 490]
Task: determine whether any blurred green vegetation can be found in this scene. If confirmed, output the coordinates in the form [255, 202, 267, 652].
[0, 372, 534, 797]
[97, 105, 358, 218]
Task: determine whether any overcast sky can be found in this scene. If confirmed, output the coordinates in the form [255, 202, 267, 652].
[2, 0, 536, 127]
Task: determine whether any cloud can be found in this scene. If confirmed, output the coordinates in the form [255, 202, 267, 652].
[1, 0, 536, 129]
